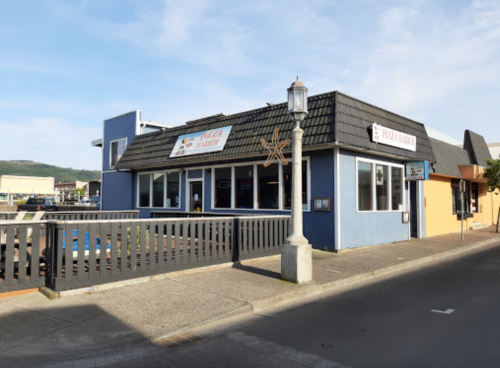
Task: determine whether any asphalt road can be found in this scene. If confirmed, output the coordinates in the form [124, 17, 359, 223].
[4, 244, 500, 368]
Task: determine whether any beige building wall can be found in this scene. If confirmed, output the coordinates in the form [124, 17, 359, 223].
[0, 175, 55, 195]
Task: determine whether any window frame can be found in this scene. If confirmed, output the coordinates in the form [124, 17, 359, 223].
[136, 169, 182, 209]
[109, 137, 127, 169]
[355, 157, 405, 213]
[210, 157, 311, 212]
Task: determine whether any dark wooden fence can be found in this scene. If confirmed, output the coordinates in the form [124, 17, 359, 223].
[1, 214, 290, 293]
[151, 211, 258, 218]
[0, 220, 46, 292]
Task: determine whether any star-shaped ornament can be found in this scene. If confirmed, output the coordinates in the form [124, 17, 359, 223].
[261, 128, 291, 167]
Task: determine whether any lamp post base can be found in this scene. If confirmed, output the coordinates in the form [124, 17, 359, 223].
[281, 240, 312, 284]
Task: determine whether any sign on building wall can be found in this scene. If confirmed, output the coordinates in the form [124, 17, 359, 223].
[170, 126, 233, 158]
[372, 123, 417, 152]
[405, 161, 429, 180]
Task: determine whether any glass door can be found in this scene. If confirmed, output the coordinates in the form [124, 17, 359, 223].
[190, 181, 203, 212]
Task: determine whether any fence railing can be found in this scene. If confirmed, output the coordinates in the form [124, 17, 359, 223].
[0, 220, 46, 292]
[151, 211, 258, 218]
[1, 214, 290, 293]
[0, 212, 18, 221]
[43, 211, 139, 221]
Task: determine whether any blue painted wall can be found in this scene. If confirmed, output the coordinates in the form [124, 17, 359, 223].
[338, 149, 410, 249]
[102, 171, 133, 210]
[101, 111, 138, 211]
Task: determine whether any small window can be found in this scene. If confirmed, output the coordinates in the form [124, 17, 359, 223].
[139, 174, 151, 207]
[452, 179, 471, 214]
[376, 164, 389, 211]
[358, 161, 373, 211]
[110, 138, 127, 168]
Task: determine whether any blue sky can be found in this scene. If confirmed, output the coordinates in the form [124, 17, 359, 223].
[1, 0, 499, 170]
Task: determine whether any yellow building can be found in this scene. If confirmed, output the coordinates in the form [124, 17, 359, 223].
[425, 131, 500, 237]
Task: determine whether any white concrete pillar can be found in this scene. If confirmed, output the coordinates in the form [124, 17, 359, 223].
[281, 126, 312, 284]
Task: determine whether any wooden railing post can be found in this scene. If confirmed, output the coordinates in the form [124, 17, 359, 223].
[232, 217, 239, 262]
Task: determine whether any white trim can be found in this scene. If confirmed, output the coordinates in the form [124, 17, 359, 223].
[355, 157, 405, 213]
[109, 137, 127, 169]
[209, 157, 311, 212]
[408, 181, 411, 240]
[417, 180, 423, 238]
[136, 170, 181, 209]
[334, 147, 341, 251]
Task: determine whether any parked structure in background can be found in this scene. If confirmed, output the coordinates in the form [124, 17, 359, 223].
[88, 180, 101, 197]
[54, 180, 88, 197]
[487, 143, 500, 160]
[0, 175, 55, 205]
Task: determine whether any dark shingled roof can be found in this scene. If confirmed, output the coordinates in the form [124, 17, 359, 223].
[429, 138, 471, 177]
[464, 130, 492, 167]
[116, 91, 436, 170]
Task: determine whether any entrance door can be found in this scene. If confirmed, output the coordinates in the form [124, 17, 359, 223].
[190, 181, 203, 212]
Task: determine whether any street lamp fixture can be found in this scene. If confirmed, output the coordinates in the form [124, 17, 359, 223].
[281, 77, 312, 284]
[287, 77, 309, 126]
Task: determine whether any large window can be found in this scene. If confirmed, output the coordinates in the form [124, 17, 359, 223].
[357, 159, 404, 212]
[258, 164, 279, 209]
[166, 172, 180, 208]
[110, 138, 127, 168]
[235, 165, 254, 209]
[214, 168, 232, 208]
[283, 161, 308, 210]
[152, 173, 164, 207]
[138, 171, 180, 208]
[212, 159, 310, 211]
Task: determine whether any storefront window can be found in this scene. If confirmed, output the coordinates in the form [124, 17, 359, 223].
[358, 159, 404, 212]
[283, 161, 308, 210]
[235, 165, 254, 209]
[214, 168, 231, 208]
[139, 174, 150, 207]
[391, 167, 403, 211]
[358, 161, 373, 211]
[376, 164, 389, 210]
[471, 183, 478, 213]
[258, 164, 279, 209]
[166, 172, 180, 208]
[152, 173, 164, 207]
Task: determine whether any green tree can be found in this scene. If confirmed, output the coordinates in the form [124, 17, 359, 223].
[483, 157, 500, 232]
[71, 185, 87, 198]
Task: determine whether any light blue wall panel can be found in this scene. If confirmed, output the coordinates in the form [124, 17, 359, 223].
[339, 150, 410, 249]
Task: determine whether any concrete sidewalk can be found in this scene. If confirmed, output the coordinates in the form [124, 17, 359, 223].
[1, 228, 500, 360]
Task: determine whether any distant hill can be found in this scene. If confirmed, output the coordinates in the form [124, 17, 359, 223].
[0, 160, 101, 183]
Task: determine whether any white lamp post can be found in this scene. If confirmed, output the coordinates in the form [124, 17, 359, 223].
[281, 77, 312, 284]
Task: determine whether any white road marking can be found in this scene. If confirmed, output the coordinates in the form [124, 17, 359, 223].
[226, 331, 353, 368]
[431, 308, 455, 314]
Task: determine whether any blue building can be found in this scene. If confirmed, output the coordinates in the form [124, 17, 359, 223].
[95, 91, 435, 251]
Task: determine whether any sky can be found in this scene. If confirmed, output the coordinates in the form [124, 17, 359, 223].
[1, 0, 499, 170]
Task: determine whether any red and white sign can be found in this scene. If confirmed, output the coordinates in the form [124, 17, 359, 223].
[371, 123, 416, 151]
